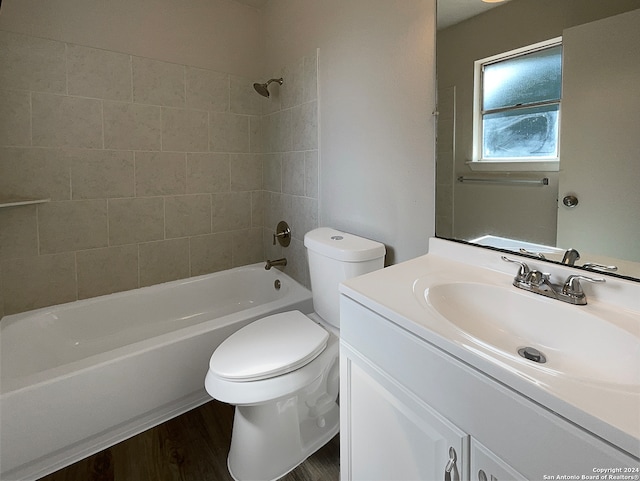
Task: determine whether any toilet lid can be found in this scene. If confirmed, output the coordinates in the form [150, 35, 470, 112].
[209, 311, 329, 382]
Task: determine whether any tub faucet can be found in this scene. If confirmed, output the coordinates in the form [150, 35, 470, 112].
[265, 258, 287, 270]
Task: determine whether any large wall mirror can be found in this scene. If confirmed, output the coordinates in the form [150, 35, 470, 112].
[436, 0, 640, 281]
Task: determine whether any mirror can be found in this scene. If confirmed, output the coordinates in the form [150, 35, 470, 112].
[435, 0, 640, 281]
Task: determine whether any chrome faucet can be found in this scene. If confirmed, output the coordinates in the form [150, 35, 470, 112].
[265, 258, 287, 270]
[518, 247, 618, 273]
[561, 248, 580, 266]
[502, 256, 605, 305]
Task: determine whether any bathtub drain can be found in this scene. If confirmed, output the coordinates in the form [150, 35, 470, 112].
[274, 279, 281, 290]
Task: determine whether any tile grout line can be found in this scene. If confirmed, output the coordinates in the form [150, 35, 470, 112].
[73, 250, 79, 301]
[29, 90, 33, 147]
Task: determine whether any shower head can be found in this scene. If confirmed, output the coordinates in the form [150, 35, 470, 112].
[253, 78, 283, 98]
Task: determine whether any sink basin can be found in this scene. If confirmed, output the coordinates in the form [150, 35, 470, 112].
[424, 282, 640, 386]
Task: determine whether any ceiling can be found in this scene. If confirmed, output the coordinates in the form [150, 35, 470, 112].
[437, 0, 509, 29]
[233, 0, 268, 9]
[231, 0, 509, 30]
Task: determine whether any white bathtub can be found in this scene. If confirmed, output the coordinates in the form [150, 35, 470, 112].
[0, 264, 313, 481]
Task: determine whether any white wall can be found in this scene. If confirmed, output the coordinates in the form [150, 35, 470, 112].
[263, 0, 437, 264]
[0, 0, 438, 265]
[0, 0, 264, 78]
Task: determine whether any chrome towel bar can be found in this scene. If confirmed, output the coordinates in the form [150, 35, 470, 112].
[457, 176, 549, 186]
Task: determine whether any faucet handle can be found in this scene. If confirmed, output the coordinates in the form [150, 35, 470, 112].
[562, 274, 605, 296]
[501, 256, 530, 281]
[582, 262, 618, 273]
[519, 248, 547, 260]
[272, 221, 291, 247]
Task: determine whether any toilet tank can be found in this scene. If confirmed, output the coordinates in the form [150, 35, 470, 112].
[304, 228, 385, 329]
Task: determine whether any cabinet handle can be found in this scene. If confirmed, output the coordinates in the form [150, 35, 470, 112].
[444, 447, 459, 481]
[478, 470, 498, 481]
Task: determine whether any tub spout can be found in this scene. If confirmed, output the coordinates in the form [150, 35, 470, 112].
[265, 258, 287, 270]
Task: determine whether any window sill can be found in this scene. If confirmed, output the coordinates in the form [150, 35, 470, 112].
[466, 160, 559, 172]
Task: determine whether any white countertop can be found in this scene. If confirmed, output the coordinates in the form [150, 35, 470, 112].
[339, 238, 640, 458]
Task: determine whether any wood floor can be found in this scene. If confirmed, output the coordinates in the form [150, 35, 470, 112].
[38, 400, 340, 481]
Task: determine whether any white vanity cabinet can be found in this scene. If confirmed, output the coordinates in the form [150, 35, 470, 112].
[339, 295, 639, 481]
[470, 439, 527, 481]
[342, 344, 468, 481]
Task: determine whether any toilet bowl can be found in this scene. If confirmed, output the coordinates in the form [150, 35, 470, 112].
[205, 312, 340, 481]
[204, 228, 385, 481]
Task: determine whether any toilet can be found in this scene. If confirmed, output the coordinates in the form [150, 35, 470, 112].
[204, 227, 385, 481]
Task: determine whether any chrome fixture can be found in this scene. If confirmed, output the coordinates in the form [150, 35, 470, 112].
[502, 256, 605, 305]
[562, 194, 579, 208]
[457, 176, 549, 186]
[561, 248, 580, 266]
[518, 247, 618, 273]
[518, 346, 547, 364]
[444, 447, 459, 481]
[519, 248, 546, 260]
[253, 78, 283, 98]
[582, 262, 618, 273]
[265, 258, 287, 270]
[272, 220, 291, 247]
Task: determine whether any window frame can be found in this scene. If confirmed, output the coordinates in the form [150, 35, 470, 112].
[470, 37, 563, 172]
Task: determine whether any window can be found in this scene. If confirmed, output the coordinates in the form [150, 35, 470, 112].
[472, 38, 562, 171]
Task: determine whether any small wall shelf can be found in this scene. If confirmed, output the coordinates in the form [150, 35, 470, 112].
[0, 197, 51, 208]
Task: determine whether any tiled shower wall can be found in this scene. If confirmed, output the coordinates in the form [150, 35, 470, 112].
[260, 52, 319, 287]
[0, 29, 319, 317]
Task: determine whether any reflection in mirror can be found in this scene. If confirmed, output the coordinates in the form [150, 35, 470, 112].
[435, 0, 640, 280]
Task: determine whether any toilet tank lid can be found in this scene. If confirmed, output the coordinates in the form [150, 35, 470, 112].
[304, 227, 386, 262]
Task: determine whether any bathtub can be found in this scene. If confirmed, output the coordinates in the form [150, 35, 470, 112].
[0, 263, 313, 481]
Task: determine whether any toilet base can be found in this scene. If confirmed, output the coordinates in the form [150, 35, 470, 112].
[227, 395, 339, 481]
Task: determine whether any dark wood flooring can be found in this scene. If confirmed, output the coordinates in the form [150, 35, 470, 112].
[38, 400, 340, 481]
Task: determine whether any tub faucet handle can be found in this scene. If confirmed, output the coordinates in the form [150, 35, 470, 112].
[272, 221, 291, 247]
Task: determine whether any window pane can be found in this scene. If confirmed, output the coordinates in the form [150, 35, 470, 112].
[483, 104, 559, 158]
[483, 45, 562, 111]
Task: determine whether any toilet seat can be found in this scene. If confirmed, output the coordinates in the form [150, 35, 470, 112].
[209, 311, 329, 382]
[205, 329, 339, 406]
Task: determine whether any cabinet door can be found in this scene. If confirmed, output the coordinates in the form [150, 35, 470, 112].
[342, 349, 469, 481]
[470, 439, 526, 481]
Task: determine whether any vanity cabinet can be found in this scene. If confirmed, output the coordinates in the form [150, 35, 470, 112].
[339, 296, 638, 481]
[342, 345, 468, 480]
[470, 439, 526, 481]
